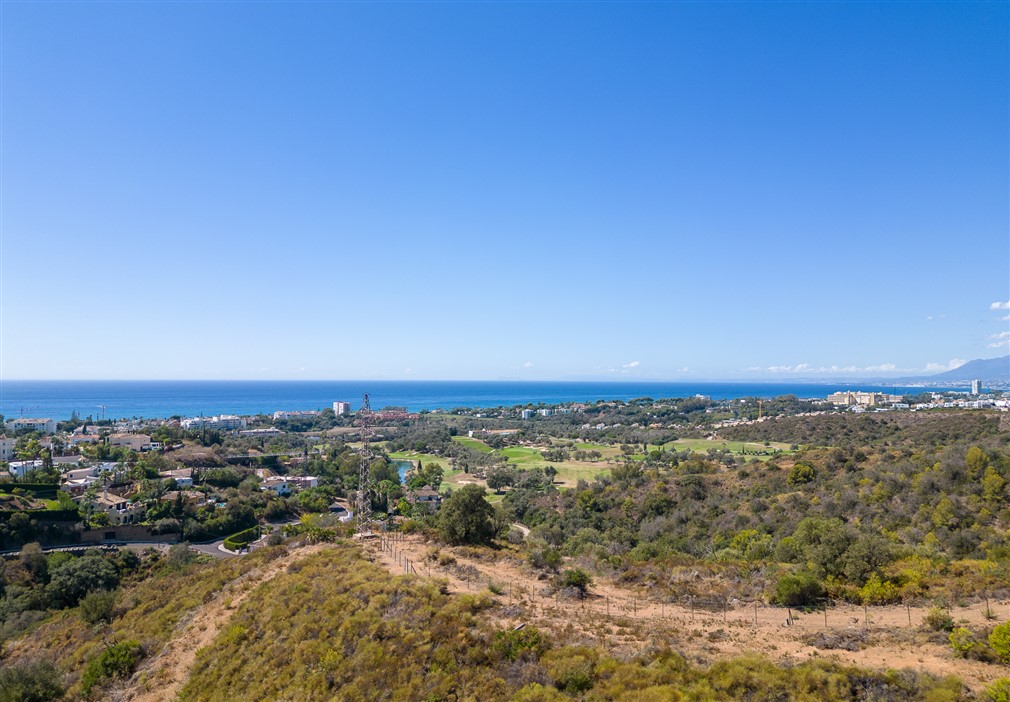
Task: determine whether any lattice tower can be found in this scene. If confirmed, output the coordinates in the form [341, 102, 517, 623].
[356, 393, 373, 531]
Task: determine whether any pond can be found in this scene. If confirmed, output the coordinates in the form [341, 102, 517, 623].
[392, 459, 414, 483]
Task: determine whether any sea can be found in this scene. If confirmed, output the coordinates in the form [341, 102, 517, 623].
[0, 380, 961, 422]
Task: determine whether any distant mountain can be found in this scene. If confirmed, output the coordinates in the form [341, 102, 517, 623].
[921, 356, 1010, 382]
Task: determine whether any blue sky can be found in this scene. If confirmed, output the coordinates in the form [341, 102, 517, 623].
[1, 1, 1007, 381]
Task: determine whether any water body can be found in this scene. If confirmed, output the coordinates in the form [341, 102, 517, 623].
[0, 380, 961, 422]
[392, 460, 413, 483]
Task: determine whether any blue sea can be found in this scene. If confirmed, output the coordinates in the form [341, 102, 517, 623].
[0, 380, 960, 422]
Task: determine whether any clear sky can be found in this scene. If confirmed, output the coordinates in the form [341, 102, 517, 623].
[1, 1, 1007, 381]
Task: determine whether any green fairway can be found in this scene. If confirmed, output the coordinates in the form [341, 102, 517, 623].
[451, 436, 493, 453]
[500, 446, 542, 465]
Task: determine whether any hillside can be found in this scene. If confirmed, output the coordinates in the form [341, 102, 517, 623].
[901, 356, 1010, 383]
[0, 540, 978, 701]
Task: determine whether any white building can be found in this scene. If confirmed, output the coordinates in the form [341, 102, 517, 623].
[7, 418, 56, 434]
[971, 380, 982, 396]
[537, 408, 553, 417]
[181, 415, 247, 431]
[239, 427, 282, 437]
[272, 410, 320, 421]
[333, 401, 351, 416]
[0, 436, 14, 462]
[8, 460, 42, 478]
[521, 409, 535, 420]
[261, 477, 290, 496]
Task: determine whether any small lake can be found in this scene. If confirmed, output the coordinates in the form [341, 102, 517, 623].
[392, 459, 414, 483]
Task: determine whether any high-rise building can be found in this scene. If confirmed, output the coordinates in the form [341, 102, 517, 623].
[333, 401, 351, 416]
[971, 380, 982, 396]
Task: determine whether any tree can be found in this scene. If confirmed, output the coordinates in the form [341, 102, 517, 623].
[485, 465, 514, 493]
[45, 554, 119, 608]
[983, 467, 1006, 502]
[437, 484, 496, 545]
[787, 463, 815, 486]
[966, 446, 989, 480]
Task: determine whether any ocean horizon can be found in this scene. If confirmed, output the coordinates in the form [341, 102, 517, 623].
[0, 379, 965, 422]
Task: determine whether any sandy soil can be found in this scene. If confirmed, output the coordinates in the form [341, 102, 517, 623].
[364, 534, 1008, 693]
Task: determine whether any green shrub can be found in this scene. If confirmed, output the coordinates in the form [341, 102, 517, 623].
[0, 661, 63, 702]
[542, 647, 597, 694]
[987, 677, 1010, 702]
[79, 589, 117, 625]
[45, 554, 119, 608]
[949, 627, 980, 658]
[223, 526, 261, 552]
[990, 621, 1010, 663]
[493, 627, 549, 661]
[559, 568, 592, 595]
[923, 606, 955, 632]
[787, 463, 815, 486]
[81, 640, 143, 695]
[858, 574, 901, 605]
[771, 573, 824, 607]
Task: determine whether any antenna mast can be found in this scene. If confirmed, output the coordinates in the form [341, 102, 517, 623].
[356, 393, 373, 532]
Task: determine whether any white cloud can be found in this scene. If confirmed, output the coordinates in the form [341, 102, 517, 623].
[522, 361, 534, 368]
[987, 333, 1010, 349]
[991, 300, 1010, 310]
[864, 363, 897, 372]
[923, 358, 967, 373]
[622, 360, 640, 369]
[1003, 315, 1010, 322]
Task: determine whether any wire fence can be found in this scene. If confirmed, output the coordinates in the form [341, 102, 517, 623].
[371, 533, 1006, 631]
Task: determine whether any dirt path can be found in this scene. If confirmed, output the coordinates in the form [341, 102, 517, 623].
[364, 534, 1008, 692]
[122, 544, 329, 702]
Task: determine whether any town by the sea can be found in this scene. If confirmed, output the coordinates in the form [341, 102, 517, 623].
[0, 380, 965, 422]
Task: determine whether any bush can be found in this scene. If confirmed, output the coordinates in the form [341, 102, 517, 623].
[787, 463, 815, 486]
[529, 548, 562, 572]
[771, 573, 824, 608]
[81, 640, 143, 695]
[858, 574, 901, 605]
[949, 627, 980, 658]
[79, 589, 117, 625]
[923, 606, 955, 632]
[0, 661, 62, 702]
[990, 621, 1010, 663]
[493, 627, 549, 661]
[542, 647, 597, 694]
[987, 677, 1010, 702]
[223, 526, 261, 552]
[45, 554, 119, 609]
[559, 568, 592, 596]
